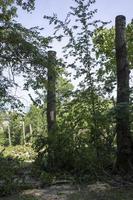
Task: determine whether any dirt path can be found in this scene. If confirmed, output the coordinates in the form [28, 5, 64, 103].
[24, 184, 77, 200]
[0, 184, 78, 200]
[2, 181, 133, 200]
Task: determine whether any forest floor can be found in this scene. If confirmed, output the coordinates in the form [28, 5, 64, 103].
[1, 183, 133, 200]
[1, 145, 133, 200]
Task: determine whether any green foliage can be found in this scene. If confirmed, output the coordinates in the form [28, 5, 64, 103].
[0, 152, 21, 196]
[1, 0, 132, 182]
[8, 112, 23, 145]
[56, 76, 74, 105]
[0, 145, 36, 196]
[93, 22, 133, 69]
[3, 145, 36, 160]
[33, 90, 115, 176]
[25, 105, 46, 133]
[31, 0, 116, 177]
[93, 22, 133, 95]
[56, 93, 115, 173]
[0, 112, 8, 145]
[44, 0, 106, 79]
[1, 7, 50, 108]
[0, 0, 35, 22]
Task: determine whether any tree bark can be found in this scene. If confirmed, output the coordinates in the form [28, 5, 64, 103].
[115, 15, 133, 174]
[47, 50, 57, 170]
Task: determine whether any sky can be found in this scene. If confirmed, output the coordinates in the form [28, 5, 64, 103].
[17, 0, 133, 28]
[14, 0, 133, 109]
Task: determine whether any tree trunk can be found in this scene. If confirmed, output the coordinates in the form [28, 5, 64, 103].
[8, 124, 11, 146]
[22, 121, 26, 145]
[29, 124, 33, 143]
[47, 50, 57, 170]
[115, 15, 133, 174]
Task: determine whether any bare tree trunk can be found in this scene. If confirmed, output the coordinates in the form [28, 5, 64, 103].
[22, 121, 26, 145]
[47, 50, 57, 169]
[8, 125, 11, 146]
[115, 15, 133, 174]
[29, 124, 33, 143]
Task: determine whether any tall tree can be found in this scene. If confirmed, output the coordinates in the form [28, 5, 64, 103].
[47, 51, 57, 169]
[115, 15, 133, 174]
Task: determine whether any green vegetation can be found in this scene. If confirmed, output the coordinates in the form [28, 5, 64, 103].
[1, 0, 133, 198]
[0, 145, 36, 196]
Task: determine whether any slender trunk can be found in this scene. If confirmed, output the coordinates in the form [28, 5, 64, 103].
[47, 50, 56, 169]
[22, 121, 26, 145]
[29, 124, 33, 143]
[8, 125, 11, 146]
[115, 15, 133, 174]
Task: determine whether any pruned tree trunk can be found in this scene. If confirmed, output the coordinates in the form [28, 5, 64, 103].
[115, 15, 133, 174]
[47, 50, 57, 170]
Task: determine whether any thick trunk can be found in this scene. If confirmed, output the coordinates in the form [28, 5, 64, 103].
[47, 50, 56, 169]
[115, 15, 133, 174]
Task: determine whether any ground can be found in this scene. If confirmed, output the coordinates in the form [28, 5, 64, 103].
[1, 145, 133, 200]
[1, 183, 133, 200]
[0, 184, 76, 200]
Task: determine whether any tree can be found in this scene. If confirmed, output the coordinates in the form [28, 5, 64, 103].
[114, 15, 133, 174]
[44, 0, 109, 158]
[0, 0, 35, 22]
[93, 18, 133, 173]
[0, 22, 50, 108]
[46, 51, 57, 169]
[25, 51, 74, 169]
[0, 0, 52, 109]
